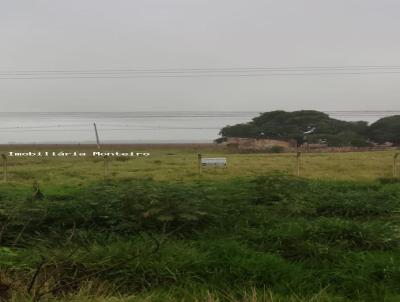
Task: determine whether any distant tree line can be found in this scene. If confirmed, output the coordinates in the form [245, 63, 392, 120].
[217, 110, 400, 147]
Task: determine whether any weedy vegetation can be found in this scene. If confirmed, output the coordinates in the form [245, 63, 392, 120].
[0, 146, 399, 301]
[0, 169, 400, 301]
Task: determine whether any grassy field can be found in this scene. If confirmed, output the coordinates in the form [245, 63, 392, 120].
[0, 145, 400, 301]
[0, 145, 398, 186]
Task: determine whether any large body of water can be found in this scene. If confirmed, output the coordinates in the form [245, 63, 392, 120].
[0, 111, 399, 144]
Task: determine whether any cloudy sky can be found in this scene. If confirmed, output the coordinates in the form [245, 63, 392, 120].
[1, 0, 400, 112]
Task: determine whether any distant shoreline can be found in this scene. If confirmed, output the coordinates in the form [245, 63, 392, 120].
[0, 143, 221, 151]
[0, 143, 217, 147]
[0, 111, 399, 144]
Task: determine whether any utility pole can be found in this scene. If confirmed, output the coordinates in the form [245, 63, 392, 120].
[93, 123, 109, 179]
[93, 123, 101, 150]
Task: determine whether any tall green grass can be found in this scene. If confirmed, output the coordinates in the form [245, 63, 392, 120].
[0, 174, 400, 301]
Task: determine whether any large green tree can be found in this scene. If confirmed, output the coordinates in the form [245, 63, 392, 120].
[369, 115, 400, 145]
[219, 110, 370, 146]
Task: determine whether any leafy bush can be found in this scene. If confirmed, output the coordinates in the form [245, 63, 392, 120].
[252, 172, 308, 204]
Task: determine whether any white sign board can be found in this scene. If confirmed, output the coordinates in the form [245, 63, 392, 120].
[201, 157, 227, 167]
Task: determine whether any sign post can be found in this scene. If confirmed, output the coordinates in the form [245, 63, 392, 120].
[200, 157, 227, 168]
[198, 154, 227, 175]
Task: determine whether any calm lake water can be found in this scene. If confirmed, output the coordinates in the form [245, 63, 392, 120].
[0, 111, 399, 144]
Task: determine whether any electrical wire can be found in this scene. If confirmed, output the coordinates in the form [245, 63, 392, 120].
[2, 65, 400, 79]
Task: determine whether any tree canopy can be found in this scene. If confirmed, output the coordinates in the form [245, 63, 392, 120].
[219, 110, 399, 147]
[369, 115, 400, 145]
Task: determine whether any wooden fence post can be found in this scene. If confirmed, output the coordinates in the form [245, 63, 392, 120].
[197, 153, 202, 176]
[394, 153, 399, 178]
[296, 151, 301, 177]
[1, 154, 7, 183]
[104, 155, 109, 179]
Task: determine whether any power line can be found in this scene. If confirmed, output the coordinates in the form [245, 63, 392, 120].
[2, 65, 400, 74]
[2, 71, 400, 80]
[1, 65, 400, 79]
[0, 124, 90, 130]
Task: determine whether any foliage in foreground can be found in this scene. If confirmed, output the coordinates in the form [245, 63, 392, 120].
[0, 174, 400, 301]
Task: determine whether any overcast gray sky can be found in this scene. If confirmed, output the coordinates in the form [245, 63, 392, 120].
[1, 0, 400, 112]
